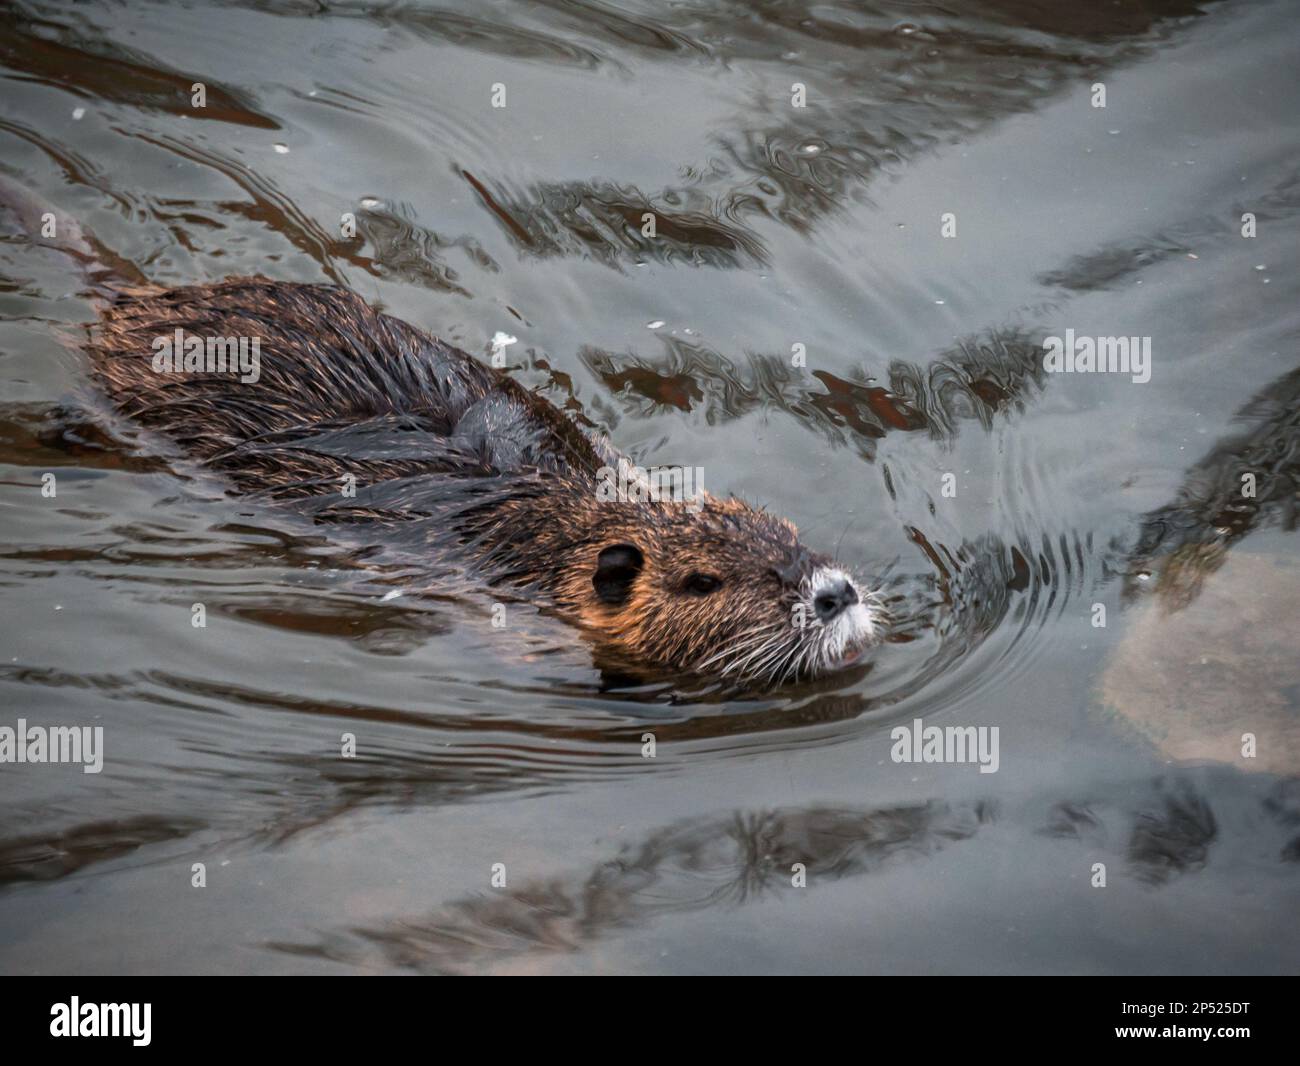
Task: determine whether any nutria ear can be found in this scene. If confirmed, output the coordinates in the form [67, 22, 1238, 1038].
[593, 544, 644, 605]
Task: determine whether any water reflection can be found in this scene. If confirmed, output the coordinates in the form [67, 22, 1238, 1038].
[1039, 168, 1300, 293]
[0, 815, 204, 886]
[1127, 367, 1300, 609]
[275, 798, 994, 972]
[356, 0, 1222, 269]
[579, 328, 1045, 457]
[347, 202, 500, 297]
[0, 5, 279, 128]
[269, 771, 1298, 973]
[462, 171, 769, 270]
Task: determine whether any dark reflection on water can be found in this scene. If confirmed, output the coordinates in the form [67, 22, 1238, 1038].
[0, 0, 1297, 974]
[268, 771, 1299, 974]
[274, 801, 993, 972]
[580, 327, 1046, 457]
[0, 815, 204, 886]
[0, 5, 280, 128]
[1039, 170, 1300, 293]
[348, 0, 1221, 271]
[463, 170, 771, 269]
[348, 202, 500, 297]
[1126, 366, 1300, 609]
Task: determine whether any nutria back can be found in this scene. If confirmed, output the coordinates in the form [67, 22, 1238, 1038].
[89, 278, 604, 496]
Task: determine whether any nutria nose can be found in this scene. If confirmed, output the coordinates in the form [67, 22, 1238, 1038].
[814, 577, 859, 622]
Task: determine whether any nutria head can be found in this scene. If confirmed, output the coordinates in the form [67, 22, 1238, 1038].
[541, 490, 882, 686]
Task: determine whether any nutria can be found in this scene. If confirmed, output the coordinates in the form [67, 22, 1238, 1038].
[4, 179, 881, 685]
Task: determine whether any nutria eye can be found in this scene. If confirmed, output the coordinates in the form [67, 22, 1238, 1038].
[684, 573, 721, 596]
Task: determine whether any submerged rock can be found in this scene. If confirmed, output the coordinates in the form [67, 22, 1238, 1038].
[1100, 551, 1299, 775]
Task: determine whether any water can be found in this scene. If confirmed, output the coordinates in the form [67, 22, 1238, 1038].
[1, 0, 1297, 974]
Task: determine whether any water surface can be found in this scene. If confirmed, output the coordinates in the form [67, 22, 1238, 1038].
[0, 0, 1297, 974]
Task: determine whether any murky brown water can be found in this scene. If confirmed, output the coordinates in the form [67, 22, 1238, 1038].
[0, 0, 1297, 974]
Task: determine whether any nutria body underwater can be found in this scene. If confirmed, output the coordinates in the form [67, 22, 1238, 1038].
[5, 179, 881, 686]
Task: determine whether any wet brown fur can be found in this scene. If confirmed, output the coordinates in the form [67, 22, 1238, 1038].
[87, 277, 843, 682]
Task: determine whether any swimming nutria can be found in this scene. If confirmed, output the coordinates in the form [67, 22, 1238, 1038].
[5, 180, 881, 685]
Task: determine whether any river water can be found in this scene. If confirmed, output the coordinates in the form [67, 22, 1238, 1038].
[0, 0, 1297, 974]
